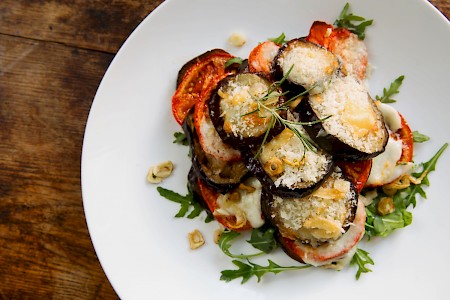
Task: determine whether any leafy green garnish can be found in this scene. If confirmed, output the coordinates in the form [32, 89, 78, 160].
[225, 57, 244, 68]
[269, 32, 288, 45]
[334, 3, 373, 40]
[351, 248, 374, 279]
[375, 75, 405, 103]
[173, 131, 188, 146]
[413, 131, 430, 143]
[157, 186, 205, 219]
[220, 259, 311, 284]
[218, 230, 264, 259]
[365, 143, 448, 238]
[218, 227, 277, 259]
[247, 227, 278, 253]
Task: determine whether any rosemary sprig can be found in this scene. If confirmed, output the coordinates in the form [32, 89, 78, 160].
[242, 65, 330, 157]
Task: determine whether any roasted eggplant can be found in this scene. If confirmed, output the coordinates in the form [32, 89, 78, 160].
[209, 73, 286, 150]
[244, 127, 334, 198]
[298, 76, 389, 160]
[272, 38, 340, 95]
[276, 198, 365, 268]
[261, 168, 358, 246]
[183, 112, 248, 193]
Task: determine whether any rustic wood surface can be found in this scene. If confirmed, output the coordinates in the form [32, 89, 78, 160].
[0, 0, 448, 299]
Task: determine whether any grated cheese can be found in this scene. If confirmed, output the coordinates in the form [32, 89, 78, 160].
[271, 169, 356, 243]
[260, 127, 332, 190]
[309, 76, 386, 153]
[278, 40, 339, 94]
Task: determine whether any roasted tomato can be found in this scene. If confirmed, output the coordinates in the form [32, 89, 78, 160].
[248, 41, 280, 74]
[395, 113, 414, 163]
[172, 49, 236, 125]
[306, 21, 368, 80]
[336, 159, 372, 193]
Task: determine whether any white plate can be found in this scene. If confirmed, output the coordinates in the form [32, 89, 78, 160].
[81, 0, 450, 299]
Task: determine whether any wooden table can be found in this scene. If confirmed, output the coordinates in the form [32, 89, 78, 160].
[0, 1, 448, 298]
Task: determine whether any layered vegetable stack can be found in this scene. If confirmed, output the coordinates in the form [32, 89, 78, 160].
[161, 3, 447, 282]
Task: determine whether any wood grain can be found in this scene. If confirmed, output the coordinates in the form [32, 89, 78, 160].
[0, 0, 165, 53]
[0, 34, 117, 298]
[0, 0, 448, 299]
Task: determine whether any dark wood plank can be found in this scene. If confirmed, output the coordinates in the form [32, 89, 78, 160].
[0, 0, 165, 53]
[0, 33, 118, 299]
[430, 0, 450, 19]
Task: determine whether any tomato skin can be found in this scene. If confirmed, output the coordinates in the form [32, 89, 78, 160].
[197, 179, 252, 232]
[336, 159, 372, 193]
[305, 21, 335, 48]
[172, 50, 235, 125]
[306, 21, 367, 80]
[248, 41, 280, 74]
[395, 113, 414, 163]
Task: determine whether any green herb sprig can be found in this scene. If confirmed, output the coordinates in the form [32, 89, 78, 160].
[375, 75, 405, 103]
[220, 259, 311, 284]
[350, 248, 375, 279]
[173, 131, 188, 146]
[334, 3, 373, 40]
[269, 32, 288, 45]
[157, 186, 208, 220]
[244, 65, 329, 157]
[413, 131, 430, 143]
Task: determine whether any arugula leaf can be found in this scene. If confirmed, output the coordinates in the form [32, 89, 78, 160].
[173, 131, 188, 146]
[404, 143, 448, 207]
[218, 230, 264, 259]
[220, 259, 311, 284]
[334, 3, 373, 40]
[269, 32, 288, 45]
[247, 227, 278, 253]
[412, 131, 430, 143]
[225, 57, 244, 68]
[350, 248, 374, 279]
[365, 143, 448, 237]
[157, 186, 205, 219]
[375, 75, 405, 103]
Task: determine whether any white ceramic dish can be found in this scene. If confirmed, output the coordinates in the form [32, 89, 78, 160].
[81, 0, 450, 299]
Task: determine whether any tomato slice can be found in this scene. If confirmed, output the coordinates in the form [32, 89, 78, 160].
[197, 179, 252, 232]
[305, 21, 335, 48]
[306, 21, 368, 80]
[336, 159, 372, 193]
[248, 41, 280, 74]
[172, 50, 235, 125]
[394, 113, 414, 163]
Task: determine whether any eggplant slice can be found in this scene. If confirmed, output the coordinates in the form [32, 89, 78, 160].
[209, 73, 286, 150]
[276, 199, 366, 268]
[183, 112, 248, 193]
[261, 167, 358, 246]
[298, 76, 388, 160]
[273, 38, 340, 95]
[244, 126, 334, 198]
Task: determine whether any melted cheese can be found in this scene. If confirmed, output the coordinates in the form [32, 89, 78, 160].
[366, 137, 414, 186]
[216, 178, 264, 228]
[376, 101, 402, 132]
